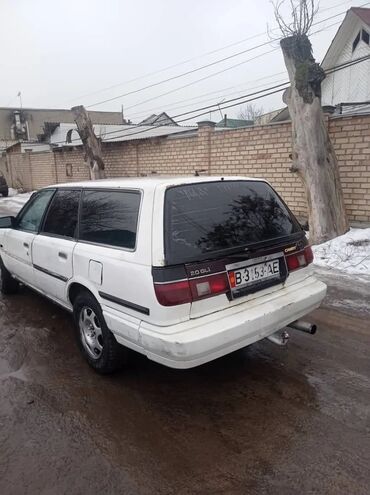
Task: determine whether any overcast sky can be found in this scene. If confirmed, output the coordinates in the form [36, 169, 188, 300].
[0, 0, 361, 124]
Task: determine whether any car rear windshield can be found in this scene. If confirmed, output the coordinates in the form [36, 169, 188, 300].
[164, 180, 301, 264]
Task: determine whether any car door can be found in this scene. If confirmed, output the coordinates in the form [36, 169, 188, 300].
[2, 189, 55, 285]
[32, 188, 81, 303]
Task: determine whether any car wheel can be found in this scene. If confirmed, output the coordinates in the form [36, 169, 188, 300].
[73, 290, 128, 374]
[0, 259, 19, 294]
[2, 190, 8, 198]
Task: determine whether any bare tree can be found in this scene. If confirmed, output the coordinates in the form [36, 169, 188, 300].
[237, 104, 264, 121]
[71, 105, 106, 180]
[273, 0, 348, 244]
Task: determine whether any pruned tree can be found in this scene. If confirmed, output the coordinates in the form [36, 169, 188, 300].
[273, 0, 348, 244]
[237, 103, 264, 121]
[71, 105, 106, 180]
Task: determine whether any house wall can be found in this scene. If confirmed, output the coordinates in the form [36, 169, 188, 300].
[322, 17, 370, 106]
[1, 113, 370, 223]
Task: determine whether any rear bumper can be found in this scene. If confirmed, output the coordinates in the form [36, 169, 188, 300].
[138, 276, 327, 369]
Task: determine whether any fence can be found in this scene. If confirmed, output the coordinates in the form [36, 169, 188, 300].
[1, 112, 369, 223]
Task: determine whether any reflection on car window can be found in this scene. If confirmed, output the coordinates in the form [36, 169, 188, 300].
[80, 190, 141, 249]
[17, 189, 55, 232]
[165, 181, 301, 264]
[42, 189, 80, 238]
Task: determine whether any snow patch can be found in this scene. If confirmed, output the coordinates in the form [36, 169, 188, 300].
[313, 228, 370, 276]
[8, 188, 19, 197]
[0, 190, 33, 215]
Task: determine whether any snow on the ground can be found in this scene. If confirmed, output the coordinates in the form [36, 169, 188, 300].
[313, 228, 370, 276]
[0, 190, 33, 215]
[8, 188, 19, 197]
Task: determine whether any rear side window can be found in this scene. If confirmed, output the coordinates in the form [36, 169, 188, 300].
[42, 189, 81, 238]
[79, 190, 141, 249]
[165, 181, 301, 264]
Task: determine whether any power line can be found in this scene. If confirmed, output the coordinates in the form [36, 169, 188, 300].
[85, 3, 369, 109]
[96, 53, 370, 140]
[128, 71, 288, 116]
[122, 49, 280, 113]
[70, 0, 355, 104]
[86, 44, 278, 109]
[176, 55, 370, 124]
[46, 53, 366, 147]
[19, 52, 370, 148]
[128, 76, 288, 121]
[119, 18, 341, 116]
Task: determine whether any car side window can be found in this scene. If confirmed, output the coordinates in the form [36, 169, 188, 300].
[17, 189, 55, 232]
[79, 190, 141, 249]
[42, 189, 81, 238]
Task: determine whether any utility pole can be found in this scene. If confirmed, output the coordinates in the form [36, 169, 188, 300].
[71, 105, 106, 180]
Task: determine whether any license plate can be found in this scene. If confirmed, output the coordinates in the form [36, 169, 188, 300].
[229, 260, 280, 289]
[226, 253, 285, 297]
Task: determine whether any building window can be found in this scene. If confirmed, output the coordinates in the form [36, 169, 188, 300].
[353, 29, 370, 52]
[352, 31, 360, 52]
[66, 163, 73, 177]
[362, 29, 370, 45]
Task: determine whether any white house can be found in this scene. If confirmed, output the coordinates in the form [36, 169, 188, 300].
[321, 7, 370, 111]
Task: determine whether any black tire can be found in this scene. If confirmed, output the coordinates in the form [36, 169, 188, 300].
[73, 290, 128, 374]
[2, 189, 9, 198]
[0, 258, 19, 295]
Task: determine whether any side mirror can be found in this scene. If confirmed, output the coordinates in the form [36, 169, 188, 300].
[0, 216, 15, 228]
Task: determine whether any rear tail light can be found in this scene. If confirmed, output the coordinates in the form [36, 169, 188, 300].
[189, 273, 229, 300]
[304, 245, 314, 264]
[285, 245, 314, 272]
[154, 280, 192, 306]
[154, 272, 229, 306]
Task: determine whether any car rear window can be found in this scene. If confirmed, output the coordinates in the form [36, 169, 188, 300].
[164, 180, 301, 264]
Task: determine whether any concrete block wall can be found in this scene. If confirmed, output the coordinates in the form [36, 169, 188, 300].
[1, 113, 370, 223]
[209, 122, 307, 217]
[53, 149, 90, 184]
[328, 115, 370, 223]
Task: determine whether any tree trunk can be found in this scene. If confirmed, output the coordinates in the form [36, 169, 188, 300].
[280, 34, 349, 244]
[89, 160, 105, 180]
[71, 105, 106, 180]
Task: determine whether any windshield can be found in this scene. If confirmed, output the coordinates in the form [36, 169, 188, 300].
[164, 180, 301, 264]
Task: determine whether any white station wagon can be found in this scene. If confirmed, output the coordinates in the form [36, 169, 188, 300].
[0, 176, 327, 373]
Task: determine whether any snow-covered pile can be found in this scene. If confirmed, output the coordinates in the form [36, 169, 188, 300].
[313, 228, 370, 276]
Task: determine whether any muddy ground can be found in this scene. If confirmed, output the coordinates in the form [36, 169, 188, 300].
[0, 264, 369, 494]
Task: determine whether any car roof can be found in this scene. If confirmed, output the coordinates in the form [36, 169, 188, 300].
[49, 175, 265, 191]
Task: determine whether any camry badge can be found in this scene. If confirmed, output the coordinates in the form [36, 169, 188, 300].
[284, 245, 296, 253]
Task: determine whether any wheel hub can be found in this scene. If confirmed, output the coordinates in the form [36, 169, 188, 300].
[79, 306, 103, 360]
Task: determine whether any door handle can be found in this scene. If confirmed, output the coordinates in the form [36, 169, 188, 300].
[23, 242, 29, 248]
[58, 252, 68, 260]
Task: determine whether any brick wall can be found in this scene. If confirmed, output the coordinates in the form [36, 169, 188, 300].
[1, 113, 369, 223]
[328, 115, 370, 223]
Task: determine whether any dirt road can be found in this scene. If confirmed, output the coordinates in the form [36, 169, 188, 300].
[0, 265, 369, 495]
